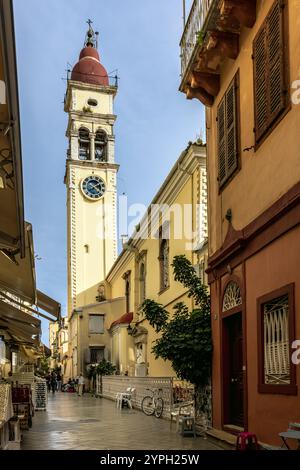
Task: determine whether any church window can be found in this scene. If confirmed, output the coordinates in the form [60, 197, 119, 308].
[95, 130, 108, 162]
[123, 271, 131, 313]
[139, 262, 146, 305]
[159, 237, 169, 292]
[78, 128, 90, 160]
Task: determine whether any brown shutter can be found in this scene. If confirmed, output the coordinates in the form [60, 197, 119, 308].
[253, 25, 268, 142]
[267, 0, 285, 122]
[253, 0, 286, 144]
[226, 79, 238, 178]
[217, 97, 226, 186]
[217, 75, 239, 188]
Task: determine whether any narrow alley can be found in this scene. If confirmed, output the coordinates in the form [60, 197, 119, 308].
[21, 393, 222, 451]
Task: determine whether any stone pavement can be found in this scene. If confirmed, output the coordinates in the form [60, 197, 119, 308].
[21, 392, 222, 450]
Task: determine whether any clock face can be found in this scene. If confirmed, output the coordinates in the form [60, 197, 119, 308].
[81, 176, 106, 200]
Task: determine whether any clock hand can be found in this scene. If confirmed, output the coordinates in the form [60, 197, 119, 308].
[89, 182, 102, 192]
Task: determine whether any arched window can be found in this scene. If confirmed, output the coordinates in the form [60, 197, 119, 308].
[95, 130, 107, 162]
[139, 263, 146, 305]
[159, 238, 169, 291]
[78, 128, 90, 160]
[222, 281, 242, 312]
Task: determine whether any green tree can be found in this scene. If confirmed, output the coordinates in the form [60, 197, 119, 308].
[39, 354, 50, 376]
[141, 255, 212, 418]
[87, 359, 116, 394]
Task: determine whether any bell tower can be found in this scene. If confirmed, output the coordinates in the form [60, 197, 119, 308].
[64, 22, 118, 315]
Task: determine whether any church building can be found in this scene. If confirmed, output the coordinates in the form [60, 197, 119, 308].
[63, 23, 208, 382]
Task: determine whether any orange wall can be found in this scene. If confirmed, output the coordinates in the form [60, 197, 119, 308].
[211, 225, 300, 446]
[245, 226, 300, 446]
[207, 0, 300, 256]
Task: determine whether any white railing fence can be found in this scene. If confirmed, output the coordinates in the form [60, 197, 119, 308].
[96, 375, 211, 427]
[96, 376, 174, 418]
[180, 0, 213, 78]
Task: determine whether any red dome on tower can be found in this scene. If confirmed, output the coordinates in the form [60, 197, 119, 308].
[71, 22, 109, 87]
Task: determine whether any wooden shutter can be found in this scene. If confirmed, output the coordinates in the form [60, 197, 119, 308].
[253, 25, 268, 141]
[217, 75, 239, 188]
[268, 0, 285, 122]
[253, 0, 286, 143]
[217, 98, 226, 186]
[226, 81, 238, 177]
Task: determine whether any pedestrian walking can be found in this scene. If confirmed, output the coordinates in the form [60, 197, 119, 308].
[78, 373, 85, 396]
[50, 371, 57, 394]
[56, 372, 62, 391]
[46, 373, 51, 393]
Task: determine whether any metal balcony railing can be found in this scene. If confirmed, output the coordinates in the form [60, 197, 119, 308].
[180, 0, 213, 80]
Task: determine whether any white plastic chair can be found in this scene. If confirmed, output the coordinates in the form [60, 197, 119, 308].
[116, 387, 132, 409]
[117, 387, 135, 409]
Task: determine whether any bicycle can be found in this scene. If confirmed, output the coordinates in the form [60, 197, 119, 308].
[141, 388, 164, 418]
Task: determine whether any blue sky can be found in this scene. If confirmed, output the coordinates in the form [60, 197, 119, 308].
[13, 0, 204, 344]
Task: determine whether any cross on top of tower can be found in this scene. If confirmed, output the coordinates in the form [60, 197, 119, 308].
[84, 19, 99, 49]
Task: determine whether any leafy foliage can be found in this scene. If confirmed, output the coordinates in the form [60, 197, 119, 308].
[142, 299, 168, 332]
[197, 30, 205, 46]
[87, 359, 116, 384]
[39, 354, 50, 376]
[96, 359, 116, 376]
[142, 255, 212, 388]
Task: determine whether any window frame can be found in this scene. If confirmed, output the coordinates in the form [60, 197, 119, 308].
[257, 283, 297, 395]
[253, 0, 290, 150]
[78, 127, 90, 161]
[139, 261, 146, 306]
[88, 314, 105, 335]
[89, 346, 105, 364]
[95, 130, 108, 162]
[158, 236, 170, 294]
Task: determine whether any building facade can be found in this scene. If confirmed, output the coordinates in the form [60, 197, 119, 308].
[105, 142, 207, 378]
[64, 25, 119, 379]
[180, 0, 300, 446]
[0, 0, 60, 379]
[64, 136, 208, 381]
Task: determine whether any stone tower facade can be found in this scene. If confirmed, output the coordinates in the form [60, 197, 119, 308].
[64, 24, 118, 316]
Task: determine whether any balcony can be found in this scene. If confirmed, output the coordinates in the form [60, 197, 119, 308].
[180, 0, 257, 106]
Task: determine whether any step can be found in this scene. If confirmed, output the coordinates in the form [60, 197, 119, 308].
[206, 428, 237, 448]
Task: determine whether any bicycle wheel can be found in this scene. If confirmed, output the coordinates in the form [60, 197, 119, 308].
[154, 397, 164, 418]
[141, 395, 155, 416]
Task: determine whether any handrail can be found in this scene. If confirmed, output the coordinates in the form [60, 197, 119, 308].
[180, 0, 213, 79]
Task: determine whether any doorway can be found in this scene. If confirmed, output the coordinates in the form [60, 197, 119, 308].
[222, 312, 244, 428]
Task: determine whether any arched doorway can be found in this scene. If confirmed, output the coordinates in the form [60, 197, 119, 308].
[221, 279, 245, 429]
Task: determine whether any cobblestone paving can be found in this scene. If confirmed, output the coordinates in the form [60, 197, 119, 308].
[21, 392, 222, 450]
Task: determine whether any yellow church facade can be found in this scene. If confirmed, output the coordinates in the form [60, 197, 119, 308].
[65, 139, 207, 381]
[63, 24, 208, 382]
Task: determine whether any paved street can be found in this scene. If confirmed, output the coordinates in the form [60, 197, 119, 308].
[21, 393, 222, 450]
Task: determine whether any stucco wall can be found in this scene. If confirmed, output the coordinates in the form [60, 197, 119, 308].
[211, 224, 300, 446]
[207, 0, 300, 256]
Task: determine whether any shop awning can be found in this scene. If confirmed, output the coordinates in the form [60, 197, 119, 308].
[0, 0, 26, 259]
[0, 298, 41, 345]
[36, 290, 61, 320]
[0, 223, 36, 304]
